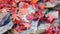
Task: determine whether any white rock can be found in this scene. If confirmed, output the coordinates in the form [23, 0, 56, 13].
[47, 11, 58, 18]
[0, 21, 14, 34]
[45, 2, 56, 8]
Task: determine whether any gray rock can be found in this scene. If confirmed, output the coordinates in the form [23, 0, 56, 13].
[0, 12, 10, 26]
[53, 5, 60, 10]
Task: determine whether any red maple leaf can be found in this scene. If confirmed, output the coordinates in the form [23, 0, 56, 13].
[22, 22, 31, 29]
[26, 14, 34, 20]
[47, 14, 55, 22]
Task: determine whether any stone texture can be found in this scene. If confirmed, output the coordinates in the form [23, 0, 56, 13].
[0, 12, 10, 26]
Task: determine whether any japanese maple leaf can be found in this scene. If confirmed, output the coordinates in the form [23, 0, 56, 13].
[49, 0, 54, 3]
[11, 7, 17, 14]
[47, 15, 55, 22]
[5, 0, 10, 3]
[38, 13, 44, 19]
[19, 0, 25, 2]
[46, 26, 53, 34]
[0, 9, 2, 12]
[19, 8, 28, 15]
[39, 4, 45, 10]
[20, 3, 29, 8]
[15, 0, 20, 3]
[30, 0, 37, 4]
[26, 14, 34, 20]
[0, 0, 3, 3]
[11, 13, 20, 22]
[58, 0, 60, 4]
[24, 3, 29, 6]
[58, 10, 60, 16]
[11, 7, 21, 22]
[12, 2, 16, 7]
[32, 5, 36, 9]
[22, 23, 31, 29]
[43, 0, 48, 2]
